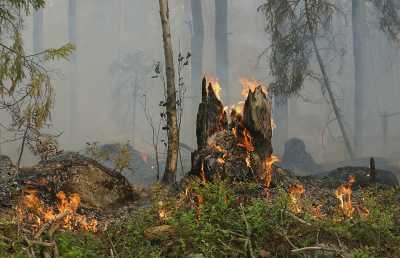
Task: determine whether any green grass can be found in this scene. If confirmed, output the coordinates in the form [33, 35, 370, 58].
[1, 180, 399, 258]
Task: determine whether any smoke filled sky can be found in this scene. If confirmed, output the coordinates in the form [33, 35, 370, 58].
[3, 0, 400, 167]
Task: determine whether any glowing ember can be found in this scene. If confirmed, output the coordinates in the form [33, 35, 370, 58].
[271, 118, 277, 130]
[245, 154, 251, 168]
[240, 78, 268, 97]
[237, 128, 255, 152]
[195, 194, 204, 221]
[157, 201, 168, 221]
[217, 157, 225, 164]
[335, 175, 356, 218]
[140, 152, 149, 163]
[263, 155, 280, 190]
[288, 183, 305, 213]
[16, 190, 97, 232]
[200, 161, 207, 183]
[311, 204, 326, 219]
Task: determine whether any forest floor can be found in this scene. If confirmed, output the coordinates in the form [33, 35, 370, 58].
[0, 172, 399, 258]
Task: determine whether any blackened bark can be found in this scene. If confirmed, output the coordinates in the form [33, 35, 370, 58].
[243, 86, 273, 160]
[196, 78, 227, 150]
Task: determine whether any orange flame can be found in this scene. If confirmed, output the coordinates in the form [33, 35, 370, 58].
[288, 184, 305, 213]
[17, 190, 97, 232]
[195, 194, 204, 222]
[200, 161, 207, 183]
[335, 175, 356, 218]
[263, 155, 280, 190]
[207, 77, 222, 100]
[240, 78, 268, 97]
[217, 157, 225, 165]
[311, 204, 326, 219]
[237, 128, 255, 152]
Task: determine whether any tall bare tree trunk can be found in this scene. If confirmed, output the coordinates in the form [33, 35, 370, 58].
[68, 0, 78, 146]
[159, 0, 179, 185]
[273, 96, 288, 155]
[33, 8, 43, 53]
[191, 0, 204, 146]
[352, 0, 369, 157]
[215, 0, 229, 103]
[305, 0, 354, 159]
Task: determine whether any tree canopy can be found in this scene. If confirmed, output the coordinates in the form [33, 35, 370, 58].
[0, 0, 74, 160]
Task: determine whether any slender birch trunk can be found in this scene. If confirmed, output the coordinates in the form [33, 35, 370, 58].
[159, 0, 179, 184]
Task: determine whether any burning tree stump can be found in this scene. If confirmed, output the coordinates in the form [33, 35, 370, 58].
[16, 152, 137, 210]
[196, 77, 227, 150]
[191, 78, 275, 184]
[243, 86, 273, 161]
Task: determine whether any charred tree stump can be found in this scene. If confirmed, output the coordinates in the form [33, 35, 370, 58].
[243, 86, 273, 161]
[191, 80, 274, 184]
[196, 77, 227, 150]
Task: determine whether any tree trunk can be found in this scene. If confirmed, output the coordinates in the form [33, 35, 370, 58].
[159, 0, 179, 185]
[131, 76, 138, 146]
[68, 0, 78, 146]
[191, 0, 204, 144]
[304, 0, 354, 159]
[33, 8, 43, 53]
[215, 0, 229, 103]
[352, 0, 369, 157]
[273, 96, 288, 156]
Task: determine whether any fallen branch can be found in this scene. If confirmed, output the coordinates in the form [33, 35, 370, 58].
[284, 210, 312, 226]
[240, 204, 256, 258]
[26, 239, 55, 247]
[291, 245, 341, 253]
[34, 211, 69, 239]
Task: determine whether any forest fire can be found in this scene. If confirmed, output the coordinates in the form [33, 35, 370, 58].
[335, 175, 356, 218]
[16, 189, 97, 233]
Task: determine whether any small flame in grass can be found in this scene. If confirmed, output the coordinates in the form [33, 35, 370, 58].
[200, 161, 207, 183]
[245, 154, 251, 168]
[335, 175, 356, 218]
[288, 184, 305, 214]
[17, 190, 98, 232]
[263, 155, 280, 191]
[311, 204, 326, 219]
[157, 201, 168, 221]
[217, 157, 225, 165]
[195, 194, 204, 222]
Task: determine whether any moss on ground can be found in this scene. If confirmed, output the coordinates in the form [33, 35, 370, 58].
[1, 179, 399, 258]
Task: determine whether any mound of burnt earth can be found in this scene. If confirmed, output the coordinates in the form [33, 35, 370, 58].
[279, 137, 322, 176]
[13, 152, 138, 210]
[307, 166, 399, 189]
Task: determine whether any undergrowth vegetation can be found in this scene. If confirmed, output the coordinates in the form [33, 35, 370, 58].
[0, 179, 399, 258]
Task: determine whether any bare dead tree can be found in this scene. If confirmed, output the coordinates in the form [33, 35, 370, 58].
[142, 95, 162, 181]
[158, 0, 179, 185]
